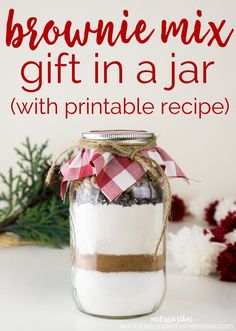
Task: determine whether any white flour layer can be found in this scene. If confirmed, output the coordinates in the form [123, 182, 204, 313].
[71, 203, 164, 255]
[73, 269, 165, 317]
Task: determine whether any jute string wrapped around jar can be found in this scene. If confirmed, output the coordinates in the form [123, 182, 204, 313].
[45, 135, 172, 256]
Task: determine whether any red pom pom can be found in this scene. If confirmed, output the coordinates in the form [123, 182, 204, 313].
[204, 200, 219, 226]
[210, 226, 227, 243]
[217, 243, 236, 282]
[170, 195, 186, 222]
[220, 212, 236, 232]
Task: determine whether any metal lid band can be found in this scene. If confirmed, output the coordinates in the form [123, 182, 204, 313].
[82, 130, 154, 141]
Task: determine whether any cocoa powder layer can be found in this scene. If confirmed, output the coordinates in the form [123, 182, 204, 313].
[75, 253, 164, 272]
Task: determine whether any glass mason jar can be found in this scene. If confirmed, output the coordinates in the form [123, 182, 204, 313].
[69, 131, 167, 318]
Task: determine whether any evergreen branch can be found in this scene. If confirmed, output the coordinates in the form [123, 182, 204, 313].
[0, 138, 70, 247]
[5, 196, 69, 248]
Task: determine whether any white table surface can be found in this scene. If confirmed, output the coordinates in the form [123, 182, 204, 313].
[0, 221, 235, 331]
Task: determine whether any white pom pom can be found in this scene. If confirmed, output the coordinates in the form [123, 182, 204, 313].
[169, 225, 225, 276]
[225, 230, 236, 244]
[214, 198, 236, 225]
[187, 196, 210, 221]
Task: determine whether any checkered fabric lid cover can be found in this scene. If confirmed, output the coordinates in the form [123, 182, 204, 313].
[60, 130, 187, 201]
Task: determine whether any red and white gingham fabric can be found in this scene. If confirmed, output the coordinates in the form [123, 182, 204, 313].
[60, 147, 187, 201]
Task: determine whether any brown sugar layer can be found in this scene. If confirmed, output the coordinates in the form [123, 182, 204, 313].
[75, 253, 164, 272]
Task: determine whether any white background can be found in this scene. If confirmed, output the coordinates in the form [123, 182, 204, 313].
[0, 0, 235, 199]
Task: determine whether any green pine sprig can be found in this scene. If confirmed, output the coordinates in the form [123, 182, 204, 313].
[0, 138, 70, 247]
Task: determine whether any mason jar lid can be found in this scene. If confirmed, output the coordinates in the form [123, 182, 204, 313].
[82, 130, 154, 142]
